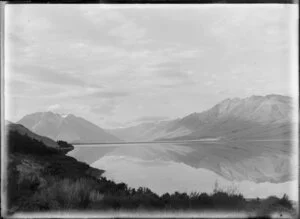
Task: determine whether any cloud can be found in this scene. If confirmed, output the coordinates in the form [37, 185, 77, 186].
[61, 88, 130, 104]
[155, 67, 188, 80]
[11, 63, 85, 87]
[45, 103, 92, 118]
[109, 22, 147, 45]
[205, 81, 215, 86]
[6, 78, 31, 94]
[80, 6, 149, 46]
[7, 33, 29, 48]
[87, 90, 130, 99]
[47, 104, 62, 112]
[174, 49, 201, 59]
[90, 105, 115, 115]
[133, 116, 170, 123]
[90, 99, 118, 116]
[81, 6, 126, 26]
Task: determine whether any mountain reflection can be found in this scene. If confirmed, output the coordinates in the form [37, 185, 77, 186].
[69, 141, 294, 183]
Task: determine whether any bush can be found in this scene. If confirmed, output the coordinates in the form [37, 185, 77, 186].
[57, 140, 74, 153]
[57, 140, 73, 148]
[255, 194, 294, 218]
[278, 194, 292, 209]
[197, 192, 214, 208]
[26, 177, 103, 211]
[212, 191, 245, 209]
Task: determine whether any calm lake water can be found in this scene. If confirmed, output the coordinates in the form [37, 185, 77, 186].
[67, 141, 297, 201]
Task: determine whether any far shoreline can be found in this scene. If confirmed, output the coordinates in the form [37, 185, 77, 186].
[73, 139, 221, 145]
[73, 138, 293, 146]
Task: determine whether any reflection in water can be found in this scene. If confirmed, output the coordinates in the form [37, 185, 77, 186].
[68, 141, 297, 200]
[68, 145, 117, 164]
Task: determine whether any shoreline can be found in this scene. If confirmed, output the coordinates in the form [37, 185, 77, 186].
[73, 138, 293, 145]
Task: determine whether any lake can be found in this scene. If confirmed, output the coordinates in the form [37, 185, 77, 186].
[67, 141, 297, 201]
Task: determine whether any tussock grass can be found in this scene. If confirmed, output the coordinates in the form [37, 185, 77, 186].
[28, 178, 103, 210]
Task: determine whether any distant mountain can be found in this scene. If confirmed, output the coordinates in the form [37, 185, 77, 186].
[106, 120, 181, 142]
[6, 121, 60, 149]
[18, 112, 122, 143]
[108, 94, 295, 141]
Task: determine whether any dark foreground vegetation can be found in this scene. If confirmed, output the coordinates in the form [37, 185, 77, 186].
[56, 140, 75, 153]
[8, 131, 74, 155]
[6, 130, 296, 217]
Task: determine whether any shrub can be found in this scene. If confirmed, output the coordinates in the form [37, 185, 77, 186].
[17, 173, 41, 192]
[197, 192, 214, 208]
[278, 194, 292, 209]
[212, 191, 245, 209]
[57, 140, 73, 148]
[57, 140, 74, 153]
[27, 177, 103, 210]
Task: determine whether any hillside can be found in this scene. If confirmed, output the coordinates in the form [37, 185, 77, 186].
[18, 112, 122, 143]
[6, 121, 60, 149]
[109, 95, 295, 141]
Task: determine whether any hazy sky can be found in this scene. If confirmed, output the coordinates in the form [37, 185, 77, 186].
[5, 5, 297, 128]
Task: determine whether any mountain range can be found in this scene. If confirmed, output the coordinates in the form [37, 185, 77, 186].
[17, 112, 121, 143]
[107, 94, 295, 141]
[16, 94, 295, 143]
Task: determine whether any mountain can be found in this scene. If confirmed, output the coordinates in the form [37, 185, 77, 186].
[17, 112, 121, 143]
[108, 94, 295, 141]
[106, 120, 181, 142]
